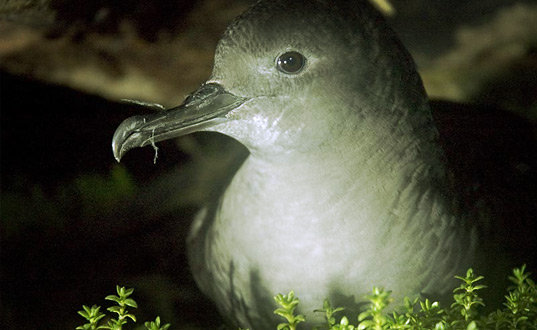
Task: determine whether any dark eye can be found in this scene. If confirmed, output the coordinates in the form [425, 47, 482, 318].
[276, 51, 305, 74]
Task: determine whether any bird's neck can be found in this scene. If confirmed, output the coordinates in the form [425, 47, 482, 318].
[238, 107, 450, 214]
[225, 115, 457, 236]
[242, 137, 442, 213]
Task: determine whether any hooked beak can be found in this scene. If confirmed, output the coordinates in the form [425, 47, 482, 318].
[112, 83, 247, 162]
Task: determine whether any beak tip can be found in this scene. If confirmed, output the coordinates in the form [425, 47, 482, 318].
[111, 133, 124, 162]
[112, 144, 123, 162]
[112, 115, 143, 163]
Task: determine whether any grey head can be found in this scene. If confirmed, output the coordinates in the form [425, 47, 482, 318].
[113, 0, 434, 161]
[112, 0, 475, 329]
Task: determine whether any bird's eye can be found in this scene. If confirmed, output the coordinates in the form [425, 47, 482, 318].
[276, 51, 305, 74]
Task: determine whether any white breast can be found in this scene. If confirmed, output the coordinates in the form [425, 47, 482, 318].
[187, 152, 477, 329]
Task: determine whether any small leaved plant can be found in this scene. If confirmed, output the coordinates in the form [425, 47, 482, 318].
[274, 291, 306, 330]
[78, 266, 536, 330]
[245, 265, 536, 330]
[76, 285, 170, 330]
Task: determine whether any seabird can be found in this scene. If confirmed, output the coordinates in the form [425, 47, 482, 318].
[112, 0, 537, 328]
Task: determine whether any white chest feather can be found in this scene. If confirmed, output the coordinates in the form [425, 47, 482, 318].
[187, 152, 477, 329]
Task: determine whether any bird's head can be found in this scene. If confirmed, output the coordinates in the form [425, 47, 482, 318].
[113, 0, 431, 161]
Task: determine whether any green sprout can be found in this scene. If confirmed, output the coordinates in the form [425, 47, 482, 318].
[357, 287, 392, 330]
[450, 268, 486, 329]
[494, 265, 536, 330]
[274, 291, 306, 330]
[76, 305, 107, 330]
[76, 286, 170, 330]
[144, 316, 171, 330]
[314, 299, 346, 328]
[102, 286, 138, 330]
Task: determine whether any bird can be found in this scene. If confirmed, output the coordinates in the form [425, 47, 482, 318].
[111, 0, 537, 329]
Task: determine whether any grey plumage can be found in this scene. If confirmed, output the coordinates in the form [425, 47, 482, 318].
[112, 0, 536, 329]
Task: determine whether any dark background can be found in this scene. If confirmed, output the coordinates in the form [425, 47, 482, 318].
[1, 0, 537, 329]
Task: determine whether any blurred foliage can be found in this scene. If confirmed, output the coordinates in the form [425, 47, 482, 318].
[1, 164, 136, 239]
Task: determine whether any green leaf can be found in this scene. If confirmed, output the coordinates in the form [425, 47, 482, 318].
[123, 287, 134, 296]
[466, 320, 477, 330]
[107, 306, 121, 314]
[274, 308, 290, 316]
[124, 298, 138, 308]
[277, 323, 290, 330]
[144, 316, 170, 330]
[78, 310, 91, 320]
[434, 321, 446, 330]
[105, 295, 121, 303]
